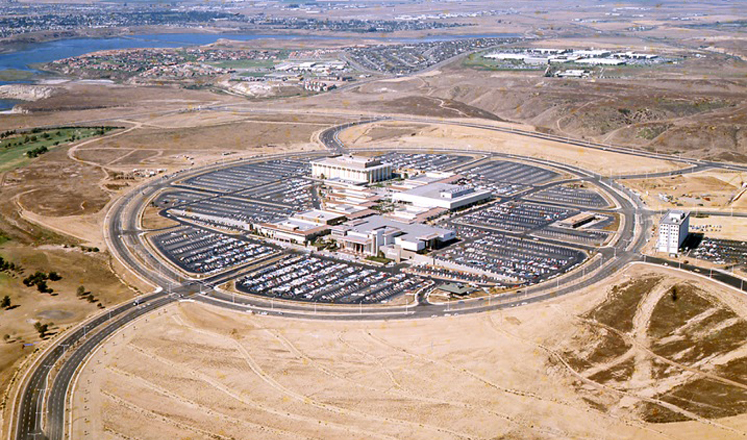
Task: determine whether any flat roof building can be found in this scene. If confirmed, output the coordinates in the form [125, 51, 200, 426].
[257, 209, 345, 244]
[392, 182, 492, 210]
[658, 210, 690, 255]
[311, 155, 393, 184]
[330, 215, 455, 256]
[558, 212, 596, 229]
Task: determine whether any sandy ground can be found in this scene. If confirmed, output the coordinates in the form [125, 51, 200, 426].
[339, 121, 687, 176]
[624, 169, 747, 213]
[688, 216, 747, 241]
[68, 265, 747, 440]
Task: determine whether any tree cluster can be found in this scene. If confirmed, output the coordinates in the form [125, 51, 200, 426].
[22, 271, 62, 294]
[33, 322, 50, 338]
[0, 255, 20, 273]
[26, 145, 49, 158]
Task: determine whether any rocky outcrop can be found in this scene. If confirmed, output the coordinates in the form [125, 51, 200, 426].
[0, 84, 57, 101]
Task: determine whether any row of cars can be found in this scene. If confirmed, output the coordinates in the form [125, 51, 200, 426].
[153, 226, 277, 274]
[236, 254, 428, 303]
[436, 230, 583, 282]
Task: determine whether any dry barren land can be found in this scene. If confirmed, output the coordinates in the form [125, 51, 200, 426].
[69, 266, 747, 440]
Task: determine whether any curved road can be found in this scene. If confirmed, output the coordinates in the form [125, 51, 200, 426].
[11, 118, 747, 440]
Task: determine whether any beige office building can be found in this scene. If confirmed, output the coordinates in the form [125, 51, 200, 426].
[311, 155, 392, 184]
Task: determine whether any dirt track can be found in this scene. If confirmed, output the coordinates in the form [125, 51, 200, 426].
[69, 266, 747, 440]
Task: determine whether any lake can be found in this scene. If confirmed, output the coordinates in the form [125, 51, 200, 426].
[0, 32, 521, 74]
[0, 31, 519, 111]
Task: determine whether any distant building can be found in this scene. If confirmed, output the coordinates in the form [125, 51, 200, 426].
[311, 155, 393, 184]
[658, 210, 690, 254]
[393, 182, 492, 210]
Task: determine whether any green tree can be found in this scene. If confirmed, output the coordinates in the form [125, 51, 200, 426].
[33, 322, 49, 338]
[1, 295, 10, 309]
[77, 285, 86, 297]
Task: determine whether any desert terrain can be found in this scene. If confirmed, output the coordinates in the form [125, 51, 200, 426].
[66, 266, 747, 440]
[1, 1, 747, 438]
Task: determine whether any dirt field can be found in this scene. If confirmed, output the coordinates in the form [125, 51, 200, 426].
[624, 169, 747, 213]
[67, 265, 747, 440]
[0, 243, 136, 401]
[339, 120, 687, 176]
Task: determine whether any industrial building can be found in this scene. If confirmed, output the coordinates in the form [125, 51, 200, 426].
[392, 182, 492, 210]
[658, 210, 690, 254]
[257, 209, 345, 244]
[330, 215, 455, 256]
[311, 154, 393, 184]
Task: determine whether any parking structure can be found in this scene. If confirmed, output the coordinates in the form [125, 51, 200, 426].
[690, 237, 747, 266]
[181, 159, 309, 193]
[435, 227, 585, 282]
[376, 152, 473, 172]
[528, 185, 609, 208]
[236, 254, 432, 303]
[152, 226, 279, 274]
[455, 201, 577, 233]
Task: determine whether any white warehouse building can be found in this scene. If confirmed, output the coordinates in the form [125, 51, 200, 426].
[393, 182, 492, 210]
[658, 210, 690, 255]
[311, 155, 393, 184]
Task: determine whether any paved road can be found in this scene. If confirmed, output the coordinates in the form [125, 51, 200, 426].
[12, 118, 747, 440]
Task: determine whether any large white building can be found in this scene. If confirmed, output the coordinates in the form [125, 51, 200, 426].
[330, 215, 455, 256]
[311, 155, 393, 184]
[658, 210, 690, 254]
[392, 182, 492, 210]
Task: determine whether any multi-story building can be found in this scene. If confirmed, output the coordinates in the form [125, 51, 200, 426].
[311, 155, 392, 184]
[658, 210, 690, 255]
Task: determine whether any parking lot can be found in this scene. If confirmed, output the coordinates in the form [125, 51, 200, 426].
[456, 201, 577, 232]
[435, 228, 585, 282]
[238, 177, 315, 209]
[236, 254, 432, 303]
[690, 237, 747, 266]
[182, 159, 309, 193]
[153, 190, 210, 208]
[167, 196, 294, 225]
[377, 152, 473, 172]
[533, 227, 610, 245]
[528, 185, 609, 208]
[152, 226, 278, 274]
[461, 160, 559, 186]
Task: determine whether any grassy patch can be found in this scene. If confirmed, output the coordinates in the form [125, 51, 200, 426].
[0, 126, 117, 173]
[648, 284, 713, 339]
[365, 255, 392, 264]
[0, 231, 10, 246]
[588, 357, 635, 384]
[587, 276, 662, 333]
[0, 68, 35, 82]
[637, 124, 672, 140]
[462, 53, 543, 71]
[208, 59, 278, 69]
[647, 378, 747, 421]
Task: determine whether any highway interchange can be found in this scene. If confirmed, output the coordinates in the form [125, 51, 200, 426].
[11, 116, 747, 440]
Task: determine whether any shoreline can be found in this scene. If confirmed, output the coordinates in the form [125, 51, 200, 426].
[0, 27, 523, 56]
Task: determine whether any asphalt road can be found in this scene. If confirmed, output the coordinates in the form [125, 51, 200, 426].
[12, 117, 747, 440]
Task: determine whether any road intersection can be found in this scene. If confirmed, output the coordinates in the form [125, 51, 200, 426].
[11, 117, 747, 440]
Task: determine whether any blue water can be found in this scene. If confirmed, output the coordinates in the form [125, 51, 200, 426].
[0, 32, 521, 74]
[0, 99, 19, 111]
[0, 31, 519, 111]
